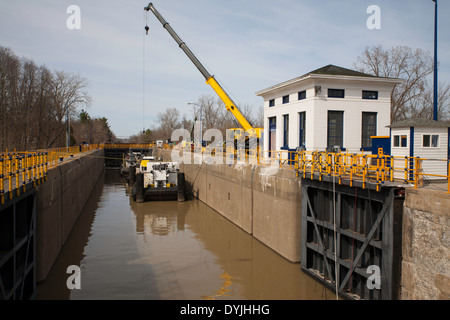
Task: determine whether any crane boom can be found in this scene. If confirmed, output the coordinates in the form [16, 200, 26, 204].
[144, 3, 259, 136]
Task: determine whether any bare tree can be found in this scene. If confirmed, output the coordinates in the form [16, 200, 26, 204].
[17, 59, 38, 150]
[34, 66, 53, 148]
[156, 107, 181, 140]
[254, 105, 264, 128]
[192, 94, 263, 133]
[46, 71, 92, 147]
[352, 45, 449, 123]
[72, 110, 116, 145]
[0, 46, 94, 151]
[0, 47, 20, 150]
[410, 82, 450, 121]
[195, 94, 222, 130]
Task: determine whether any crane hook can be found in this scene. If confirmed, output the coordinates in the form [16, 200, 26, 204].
[145, 25, 149, 35]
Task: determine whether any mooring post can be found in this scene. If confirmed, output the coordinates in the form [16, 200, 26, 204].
[135, 173, 145, 203]
[177, 172, 186, 202]
[129, 165, 136, 186]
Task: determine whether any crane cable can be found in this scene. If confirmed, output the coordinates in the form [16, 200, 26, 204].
[142, 11, 149, 134]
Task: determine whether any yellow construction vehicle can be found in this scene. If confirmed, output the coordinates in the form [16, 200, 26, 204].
[144, 3, 262, 154]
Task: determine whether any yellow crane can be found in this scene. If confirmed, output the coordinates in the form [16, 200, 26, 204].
[144, 3, 263, 144]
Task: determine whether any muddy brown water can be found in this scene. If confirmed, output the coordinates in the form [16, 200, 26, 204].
[37, 170, 336, 300]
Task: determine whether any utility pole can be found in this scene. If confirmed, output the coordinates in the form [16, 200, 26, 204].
[432, 0, 438, 121]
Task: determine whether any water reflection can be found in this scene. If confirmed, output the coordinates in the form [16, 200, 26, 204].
[131, 199, 185, 236]
[129, 196, 336, 300]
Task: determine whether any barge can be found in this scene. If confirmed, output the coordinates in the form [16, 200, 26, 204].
[129, 156, 186, 202]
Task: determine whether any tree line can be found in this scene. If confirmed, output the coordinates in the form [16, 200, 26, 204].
[128, 94, 264, 143]
[0, 45, 115, 152]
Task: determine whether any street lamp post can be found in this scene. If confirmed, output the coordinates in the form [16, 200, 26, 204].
[187, 102, 203, 145]
[432, 0, 438, 121]
[66, 110, 70, 149]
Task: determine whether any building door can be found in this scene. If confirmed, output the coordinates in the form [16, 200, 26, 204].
[269, 117, 276, 157]
[327, 111, 344, 150]
[299, 112, 306, 149]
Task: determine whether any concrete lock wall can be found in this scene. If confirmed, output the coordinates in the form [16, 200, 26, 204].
[35, 149, 105, 282]
[157, 148, 450, 299]
[180, 162, 302, 263]
[401, 188, 450, 300]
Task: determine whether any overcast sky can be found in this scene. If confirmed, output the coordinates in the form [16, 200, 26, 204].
[1, 0, 449, 137]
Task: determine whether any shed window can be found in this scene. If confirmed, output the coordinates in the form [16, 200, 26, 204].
[423, 134, 439, 148]
[393, 135, 407, 147]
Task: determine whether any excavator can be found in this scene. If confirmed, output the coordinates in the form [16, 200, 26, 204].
[144, 3, 262, 156]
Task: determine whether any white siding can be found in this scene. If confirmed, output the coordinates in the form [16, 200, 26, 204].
[414, 127, 448, 180]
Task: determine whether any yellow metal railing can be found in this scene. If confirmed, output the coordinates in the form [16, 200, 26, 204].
[0, 143, 158, 203]
[0, 145, 102, 203]
[199, 146, 450, 193]
[0, 152, 48, 204]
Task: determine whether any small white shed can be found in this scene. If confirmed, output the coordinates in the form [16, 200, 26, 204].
[388, 118, 450, 181]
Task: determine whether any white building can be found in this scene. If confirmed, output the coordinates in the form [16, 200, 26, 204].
[255, 65, 402, 154]
[388, 118, 450, 181]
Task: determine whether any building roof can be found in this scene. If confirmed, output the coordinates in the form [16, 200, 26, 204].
[306, 64, 377, 78]
[387, 118, 450, 128]
[255, 64, 402, 96]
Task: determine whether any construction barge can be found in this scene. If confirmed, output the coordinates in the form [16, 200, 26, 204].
[128, 156, 186, 202]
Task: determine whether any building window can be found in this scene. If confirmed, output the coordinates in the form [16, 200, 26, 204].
[362, 90, 378, 100]
[269, 99, 275, 107]
[299, 112, 306, 148]
[298, 90, 306, 100]
[283, 114, 289, 148]
[282, 95, 290, 104]
[328, 89, 345, 98]
[393, 135, 407, 147]
[361, 112, 377, 149]
[327, 111, 344, 148]
[423, 134, 439, 147]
